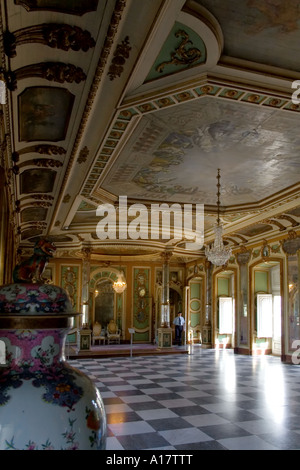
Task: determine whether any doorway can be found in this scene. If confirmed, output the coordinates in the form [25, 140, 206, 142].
[169, 287, 182, 343]
[94, 280, 114, 328]
[214, 269, 236, 349]
[253, 261, 282, 356]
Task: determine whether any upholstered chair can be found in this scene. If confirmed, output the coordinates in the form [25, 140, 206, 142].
[106, 320, 121, 344]
[92, 321, 105, 345]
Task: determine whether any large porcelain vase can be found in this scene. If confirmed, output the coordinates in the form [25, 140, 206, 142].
[0, 283, 107, 450]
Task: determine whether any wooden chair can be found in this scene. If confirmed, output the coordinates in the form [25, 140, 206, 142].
[92, 322, 105, 345]
[106, 320, 121, 345]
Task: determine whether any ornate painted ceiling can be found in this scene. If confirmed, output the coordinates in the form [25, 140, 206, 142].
[1, 0, 299, 261]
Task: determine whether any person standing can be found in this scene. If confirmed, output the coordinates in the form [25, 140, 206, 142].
[173, 312, 185, 346]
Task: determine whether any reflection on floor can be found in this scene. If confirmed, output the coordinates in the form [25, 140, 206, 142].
[67, 343, 189, 359]
[70, 347, 300, 450]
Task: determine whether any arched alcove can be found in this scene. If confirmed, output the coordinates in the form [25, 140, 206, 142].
[249, 257, 284, 357]
[89, 267, 126, 337]
[213, 267, 237, 349]
[94, 279, 115, 325]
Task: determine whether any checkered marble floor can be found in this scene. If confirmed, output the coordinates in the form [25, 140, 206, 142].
[70, 347, 300, 450]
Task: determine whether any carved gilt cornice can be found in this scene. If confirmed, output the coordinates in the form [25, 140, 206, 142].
[4, 62, 86, 90]
[4, 24, 96, 58]
[50, 0, 127, 228]
[108, 36, 131, 81]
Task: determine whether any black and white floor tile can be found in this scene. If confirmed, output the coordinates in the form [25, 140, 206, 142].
[70, 347, 300, 451]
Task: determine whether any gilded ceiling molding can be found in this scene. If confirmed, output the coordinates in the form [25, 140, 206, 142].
[62, 194, 71, 204]
[14, 0, 99, 16]
[32, 158, 63, 168]
[81, 247, 92, 261]
[21, 221, 47, 229]
[277, 214, 299, 227]
[161, 250, 173, 264]
[270, 244, 282, 254]
[4, 63, 86, 90]
[18, 199, 52, 213]
[281, 231, 300, 255]
[29, 201, 52, 208]
[50, 0, 128, 227]
[12, 159, 61, 178]
[77, 146, 89, 164]
[0, 8, 17, 239]
[4, 24, 96, 58]
[92, 187, 118, 205]
[156, 30, 203, 73]
[13, 156, 63, 170]
[263, 218, 287, 232]
[13, 145, 66, 159]
[232, 234, 248, 243]
[20, 194, 54, 201]
[0, 132, 9, 168]
[108, 36, 131, 81]
[81, 77, 300, 200]
[223, 237, 239, 246]
[20, 228, 43, 240]
[236, 247, 252, 265]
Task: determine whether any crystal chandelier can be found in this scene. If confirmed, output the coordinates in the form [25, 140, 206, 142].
[205, 169, 232, 266]
[113, 259, 127, 293]
[113, 273, 127, 293]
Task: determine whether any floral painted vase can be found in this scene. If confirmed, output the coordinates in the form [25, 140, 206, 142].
[0, 283, 74, 314]
[0, 284, 107, 450]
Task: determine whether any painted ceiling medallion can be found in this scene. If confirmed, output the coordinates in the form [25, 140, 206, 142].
[146, 22, 206, 81]
[20, 169, 56, 194]
[18, 87, 74, 142]
[156, 29, 203, 73]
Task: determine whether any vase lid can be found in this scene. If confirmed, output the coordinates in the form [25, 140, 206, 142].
[0, 283, 75, 316]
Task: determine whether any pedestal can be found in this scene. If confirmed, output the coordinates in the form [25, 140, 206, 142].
[157, 327, 172, 348]
[80, 328, 91, 351]
[202, 323, 212, 348]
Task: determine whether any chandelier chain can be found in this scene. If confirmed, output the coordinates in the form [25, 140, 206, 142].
[205, 169, 232, 266]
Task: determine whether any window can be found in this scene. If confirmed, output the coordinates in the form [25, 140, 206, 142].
[219, 297, 233, 334]
[257, 294, 273, 337]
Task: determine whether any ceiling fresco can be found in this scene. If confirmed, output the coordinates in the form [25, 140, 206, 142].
[0, 0, 299, 260]
[20, 169, 56, 194]
[196, 0, 300, 71]
[18, 87, 74, 142]
[102, 97, 300, 206]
